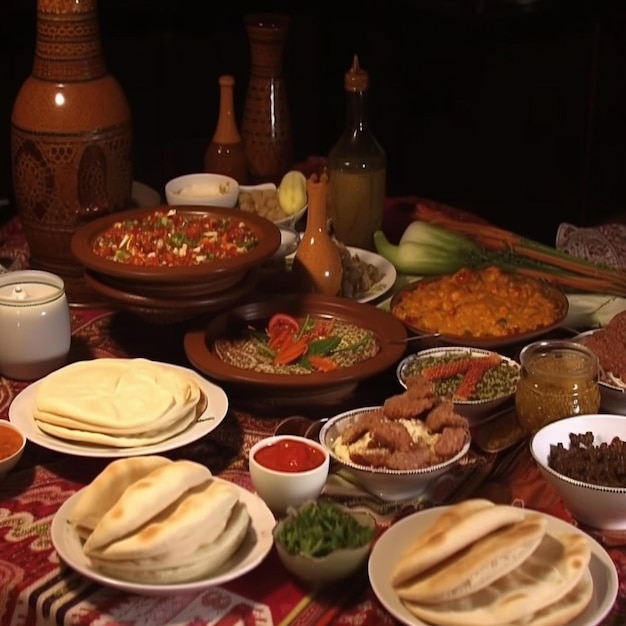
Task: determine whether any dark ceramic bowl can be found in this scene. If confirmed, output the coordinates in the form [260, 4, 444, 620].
[84, 270, 260, 324]
[183, 293, 408, 406]
[573, 328, 626, 415]
[71, 205, 281, 287]
[389, 273, 569, 349]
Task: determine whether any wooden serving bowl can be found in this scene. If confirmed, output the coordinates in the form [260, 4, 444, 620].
[389, 269, 569, 349]
[71, 205, 281, 294]
[183, 293, 408, 410]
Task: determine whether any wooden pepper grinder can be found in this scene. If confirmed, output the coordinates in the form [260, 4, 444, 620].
[204, 75, 249, 184]
[292, 173, 343, 296]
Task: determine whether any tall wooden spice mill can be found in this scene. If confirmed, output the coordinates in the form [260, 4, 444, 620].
[292, 173, 343, 296]
[204, 75, 249, 184]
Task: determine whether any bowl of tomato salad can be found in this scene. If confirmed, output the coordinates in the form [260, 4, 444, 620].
[70, 205, 281, 295]
[183, 293, 408, 412]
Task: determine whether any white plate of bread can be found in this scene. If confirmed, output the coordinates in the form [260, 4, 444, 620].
[9, 358, 228, 457]
[369, 499, 618, 626]
[52, 457, 275, 594]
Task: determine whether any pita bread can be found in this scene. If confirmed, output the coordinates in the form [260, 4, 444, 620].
[506, 567, 593, 626]
[403, 531, 591, 626]
[391, 500, 525, 587]
[88, 501, 251, 584]
[68, 456, 173, 538]
[84, 460, 212, 553]
[33, 358, 203, 438]
[35, 405, 198, 448]
[88, 478, 239, 560]
[396, 514, 548, 603]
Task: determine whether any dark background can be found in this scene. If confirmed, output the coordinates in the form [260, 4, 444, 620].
[3, 0, 626, 243]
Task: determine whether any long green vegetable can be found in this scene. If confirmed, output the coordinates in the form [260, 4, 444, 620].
[410, 203, 626, 297]
[373, 222, 485, 275]
[374, 215, 626, 297]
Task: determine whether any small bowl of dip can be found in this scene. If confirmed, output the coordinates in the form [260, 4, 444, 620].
[249, 435, 330, 516]
[0, 421, 26, 479]
[165, 173, 239, 208]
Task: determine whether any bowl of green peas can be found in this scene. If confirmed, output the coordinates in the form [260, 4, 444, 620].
[396, 346, 521, 426]
[273, 499, 376, 586]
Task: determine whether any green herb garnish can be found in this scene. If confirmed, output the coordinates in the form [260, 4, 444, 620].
[276, 501, 375, 557]
[307, 336, 341, 356]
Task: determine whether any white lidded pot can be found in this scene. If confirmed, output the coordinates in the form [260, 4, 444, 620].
[0, 270, 71, 381]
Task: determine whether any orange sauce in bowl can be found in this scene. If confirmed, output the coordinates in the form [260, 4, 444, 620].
[254, 438, 326, 473]
[0, 423, 24, 461]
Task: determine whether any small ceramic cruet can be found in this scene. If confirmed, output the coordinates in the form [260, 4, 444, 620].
[292, 173, 343, 296]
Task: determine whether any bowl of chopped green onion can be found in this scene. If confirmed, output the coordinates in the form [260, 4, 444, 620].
[396, 346, 521, 426]
[273, 500, 376, 586]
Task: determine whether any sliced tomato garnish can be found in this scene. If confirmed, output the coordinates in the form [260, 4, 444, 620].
[268, 313, 300, 337]
[274, 337, 308, 365]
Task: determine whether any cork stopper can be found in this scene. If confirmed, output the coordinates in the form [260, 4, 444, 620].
[344, 55, 369, 93]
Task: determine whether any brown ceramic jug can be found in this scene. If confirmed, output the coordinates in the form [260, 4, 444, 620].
[204, 75, 249, 184]
[292, 174, 343, 296]
[10, 0, 133, 304]
[241, 13, 294, 184]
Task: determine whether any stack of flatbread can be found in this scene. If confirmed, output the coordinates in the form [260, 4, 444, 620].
[68, 456, 250, 584]
[33, 358, 207, 447]
[391, 499, 593, 626]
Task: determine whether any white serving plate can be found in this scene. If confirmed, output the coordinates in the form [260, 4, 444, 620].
[51, 481, 275, 595]
[369, 506, 618, 626]
[9, 361, 228, 457]
[287, 246, 397, 304]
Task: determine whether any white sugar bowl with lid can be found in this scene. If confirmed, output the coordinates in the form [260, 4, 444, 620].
[0, 270, 71, 381]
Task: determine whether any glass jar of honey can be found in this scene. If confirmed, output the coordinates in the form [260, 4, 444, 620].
[515, 340, 601, 435]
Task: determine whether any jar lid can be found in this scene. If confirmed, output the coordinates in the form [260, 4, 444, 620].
[520, 340, 598, 378]
[0, 270, 65, 306]
[345, 55, 369, 92]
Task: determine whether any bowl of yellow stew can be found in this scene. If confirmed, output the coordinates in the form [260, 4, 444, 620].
[389, 266, 569, 349]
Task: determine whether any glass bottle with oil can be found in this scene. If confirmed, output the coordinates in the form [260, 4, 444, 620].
[328, 55, 386, 251]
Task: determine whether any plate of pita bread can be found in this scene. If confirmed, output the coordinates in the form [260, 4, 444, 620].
[369, 499, 618, 626]
[9, 358, 228, 457]
[51, 456, 276, 594]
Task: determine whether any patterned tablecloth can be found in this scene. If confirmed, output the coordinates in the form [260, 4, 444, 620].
[1, 213, 626, 626]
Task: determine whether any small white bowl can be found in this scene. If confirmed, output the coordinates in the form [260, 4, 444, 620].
[249, 435, 330, 515]
[273, 501, 376, 586]
[530, 414, 626, 530]
[275, 204, 307, 229]
[318, 407, 471, 501]
[0, 421, 26, 478]
[268, 226, 300, 264]
[238, 183, 308, 229]
[396, 347, 520, 427]
[165, 173, 239, 208]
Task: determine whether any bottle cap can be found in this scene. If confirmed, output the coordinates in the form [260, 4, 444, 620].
[344, 55, 369, 92]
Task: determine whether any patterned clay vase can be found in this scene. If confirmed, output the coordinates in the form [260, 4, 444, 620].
[241, 13, 294, 184]
[10, 0, 133, 304]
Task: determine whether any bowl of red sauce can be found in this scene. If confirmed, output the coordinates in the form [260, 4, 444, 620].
[0, 421, 26, 478]
[249, 435, 330, 515]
